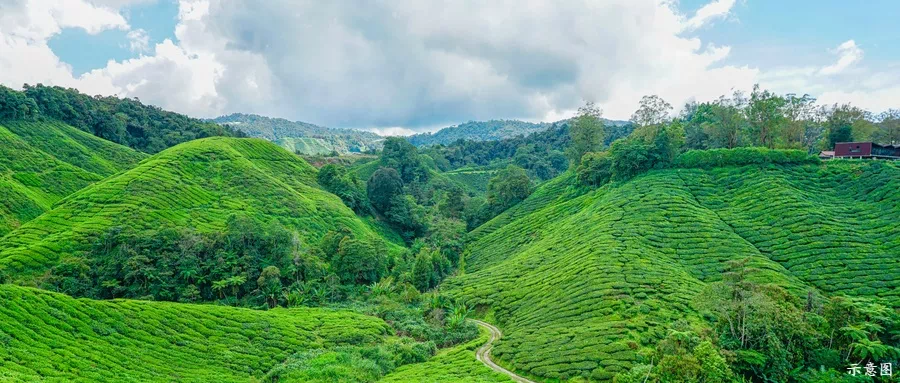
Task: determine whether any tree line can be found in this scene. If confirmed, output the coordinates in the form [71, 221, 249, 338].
[0, 84, 242, 153]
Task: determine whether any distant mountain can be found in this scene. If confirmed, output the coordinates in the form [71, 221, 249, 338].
[212, 113, 383, 154]
[407, 118, 630, 147]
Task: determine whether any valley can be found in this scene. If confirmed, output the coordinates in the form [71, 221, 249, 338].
[0, 83, 898, 383]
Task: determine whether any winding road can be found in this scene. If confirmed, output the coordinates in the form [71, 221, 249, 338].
[472, 320, 537, 383]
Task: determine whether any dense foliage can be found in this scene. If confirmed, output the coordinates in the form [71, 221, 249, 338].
[0, 138, 397, 281]
[0, 84, 243, 153]
[213, 113, 383, 154]
[446, 160, 900, 382]
[408, 120, 553, 147]
[620, 259, 900, 383]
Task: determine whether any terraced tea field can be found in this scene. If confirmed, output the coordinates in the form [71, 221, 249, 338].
[0, 120, 145, 236]
[379, 326, 513, 383]
[0, 284, 391, 382]
[0, 137, 400, 279]
[445, 161, 900, 381]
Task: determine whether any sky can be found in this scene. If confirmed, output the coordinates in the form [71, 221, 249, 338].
[1, 0, 898, 135]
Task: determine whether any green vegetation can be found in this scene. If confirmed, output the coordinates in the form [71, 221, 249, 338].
[214, 113, 383, 154]
[1, 84, 241, 153]
[0, 120, 146, 236]
[0, 284, 392, 382]
[445, 159, 900, 381]
[408, 118, 630, 147]
[379, 326, 513, 383]
[0, 137, 399, 281]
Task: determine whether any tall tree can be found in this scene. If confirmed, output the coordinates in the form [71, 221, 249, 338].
[875, 109, 900, 144]
[745, 84, 785, 148]
[630, 95, 673, 128]
[486, 165, 532, 213]
[366, 168, 404, 213]
[381, 137, 427, 183]
[781, 93, 817, 150]
[704, 94, 746, 149]
[823, 104, 868, 149]
[567, 101, 605, 163]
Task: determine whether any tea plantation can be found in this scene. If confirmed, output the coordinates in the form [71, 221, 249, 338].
[0, 120, 145, 236]
[378, 327, 513, 383]
[444, 160, 900, 381]
[0, 137, 400, 279]
[0, 284, 392, 382]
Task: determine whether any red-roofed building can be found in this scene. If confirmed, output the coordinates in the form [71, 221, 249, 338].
[833, 142, 900, 159]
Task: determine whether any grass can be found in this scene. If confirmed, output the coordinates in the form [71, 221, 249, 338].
[0, 137, 402, 280]
[0, 284, 390, 382]
[443, 167, 497, 196]
[0, 120, 146, 236]
[379, 326, 513, 383]
[444, 159, 900, 382]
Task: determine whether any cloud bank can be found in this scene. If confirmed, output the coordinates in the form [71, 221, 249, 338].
[0, 0, 897, 131]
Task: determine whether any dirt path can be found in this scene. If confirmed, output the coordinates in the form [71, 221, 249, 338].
[472, 320, 537, 383]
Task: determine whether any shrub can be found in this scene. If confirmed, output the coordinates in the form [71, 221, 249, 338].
[674, 147, 819, 169]
[577, 151, 613, 186]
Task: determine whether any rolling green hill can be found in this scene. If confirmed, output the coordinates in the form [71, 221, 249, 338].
[213, 113, 383, 154]
[0, 120, 146, 236]
[0, 137, 401, 279]
[0, 284, 391, 382]
[444, 160, 900, 381]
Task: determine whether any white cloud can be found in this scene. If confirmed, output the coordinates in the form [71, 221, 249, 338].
[0, 0, 898, 129]
[683, 0, 737, 31]
[125, 28, 149, 53]
[367, 127, 418, 137]
[818, 40, 863, 75]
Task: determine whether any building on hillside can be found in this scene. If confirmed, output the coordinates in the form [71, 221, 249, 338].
[818, 150, 835, 159]
[833, 142, 900, 160]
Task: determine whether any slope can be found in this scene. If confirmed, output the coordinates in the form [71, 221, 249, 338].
[0, 137, 400, 279]
[0, 120, 146, 236]
[0, 284, 390, 382]
[444, 160, 900, 381]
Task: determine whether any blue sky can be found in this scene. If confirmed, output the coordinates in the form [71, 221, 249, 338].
[685, 0, 899, 67]
[2, 0, 899, 131]
[49, 0, 179, 75]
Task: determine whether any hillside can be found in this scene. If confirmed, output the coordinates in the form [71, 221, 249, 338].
[213, 113, 383, 154]
[408, 118, 630, 147]
[0, 284, 392, 382]
[444, 160, 900, 381]
[0, 120, 146, 236]
[2, 84, 239, 153]
[0, 137, 400, 280]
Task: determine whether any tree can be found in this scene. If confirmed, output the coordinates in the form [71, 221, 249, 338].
[318, 164, 368, 213]
[781, 93, 817, 150]
[745, 84, 785, 148]
[381, 137, 427, 183]
[567, 101, 605, 163]
[577, 151, 612, 186]
[257, 266, 282, 308]
[486, 165, 532, 213]
[705, 94, 746, 149]
[367, 167, 404, 213]
[824, 104, 868, 149]
[332, 238, 386, 284]
[630, 95, 673, 127]
[412, 248, 435, 291]
[875, 109, 900, 144]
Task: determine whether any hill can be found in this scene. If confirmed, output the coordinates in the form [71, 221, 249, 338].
[444, 160, 900, 381]
[0, 120, 146, 236]
[213, 113, 383, 154]
[407, 118, 630, 147]
[0, 284, 393, 382]
[1, 84, 239, 153]
[0, 137, 401, 280]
